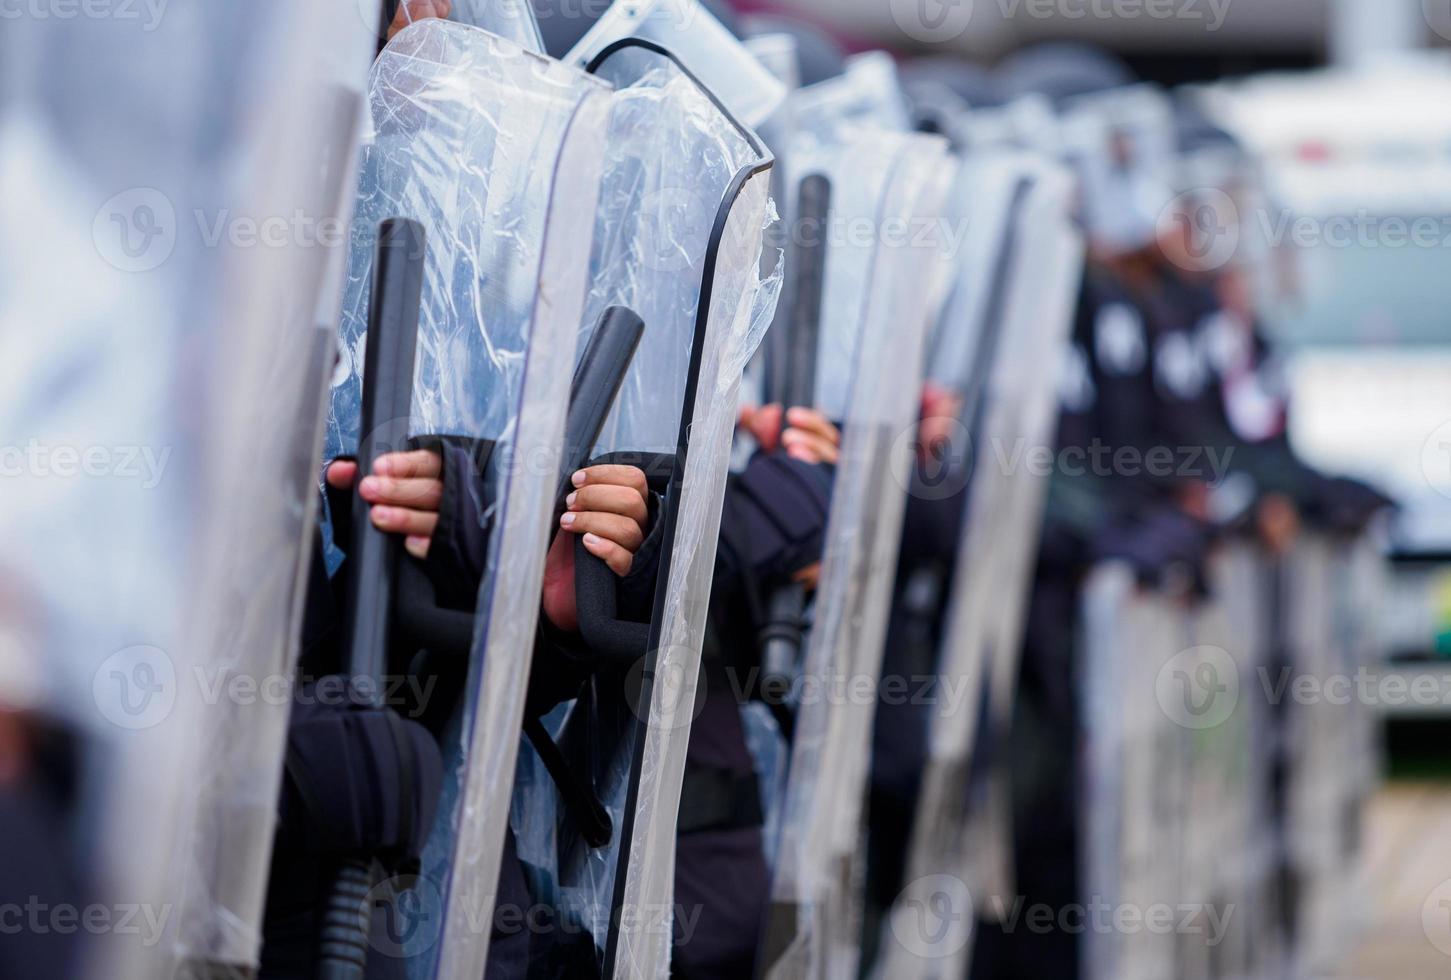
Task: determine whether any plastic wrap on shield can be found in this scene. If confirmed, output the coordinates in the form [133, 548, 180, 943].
[788, 52, 913, 138]
[330, 21, 611, 451]
[506, 41, 780, 980]
[322, 21, 613, 980]
[567, 0, 787, 128]
[875, 156, 1084, 979]
[762, 128, 954, 980]
[0, 3, 381, 978]
[583, 46, 760, 456]
[613, 171, 779, 978]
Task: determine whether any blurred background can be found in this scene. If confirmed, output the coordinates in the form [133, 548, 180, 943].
[702, 0, 1451, 976]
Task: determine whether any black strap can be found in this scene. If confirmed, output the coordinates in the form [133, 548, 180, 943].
[393, 556, 474, 659]
[523, 716, 614, 849]
[676, 765, 764, 836]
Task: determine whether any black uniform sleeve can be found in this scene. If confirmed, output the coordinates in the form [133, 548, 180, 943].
[714, 453, 835, 599]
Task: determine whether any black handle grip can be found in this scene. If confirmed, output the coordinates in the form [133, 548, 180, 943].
[554, 306, 646, 522]
[319, 218, 426, 980]
[340, 217, 426, 695]
[389, 306, 645, 664]
[779, 174, 830, 409]
[757, 177, 832, 709]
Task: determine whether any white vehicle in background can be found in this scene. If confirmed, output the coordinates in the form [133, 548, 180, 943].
[1203, 57, 1451, 689]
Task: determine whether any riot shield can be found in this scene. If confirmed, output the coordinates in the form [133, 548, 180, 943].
[872, 154, 1084, 979]
[324, 20, 613, 980]
[787, 52, 914, 136]
[503, 41, 781, 980]
[566, 0, 787, 129]
[760, 126, 955, 980]
[0, 3, 382, 978]
[1075, 565, 1196, 980]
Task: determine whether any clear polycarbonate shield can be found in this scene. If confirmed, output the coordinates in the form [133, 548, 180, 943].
[177, 4, 388, 974]
[1180, 543, 1268, 979]
[761, 128, 955, 980]
[1076, 565, 1189, 980]
[952, 160, 1085, 920]
[610, 166, 779, 979]
[875, 157, 1084, 979]
[1281, 532, 1383, 968]
[566, 0, 787, 128]
[0, 3, 381, 979]
[326, 20, 613, 980]
[502, 41, 780, 980]
[788, 52, 914, 139]
[1061, 85, 1177, 254]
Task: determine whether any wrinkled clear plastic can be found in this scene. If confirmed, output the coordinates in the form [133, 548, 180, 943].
[567, 0, 787, 128]
[321, 21, 613, 980]
[584, 47, 760, 455]
[789, 52, 913, 138]
[614, 170, 779, 978]
[763, 128, 954, 980]
[875, 157, 1084, 980]
[0, 2, 381, 977]
[505, 43, 780, 979]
